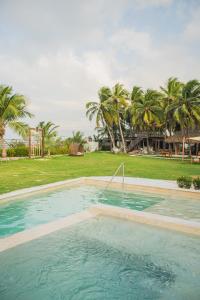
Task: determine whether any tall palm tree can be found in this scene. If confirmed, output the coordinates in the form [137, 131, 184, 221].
[37, 121, 59, 156]
[160, 77, 183, 135]
[132, 89, 163, 153]
[128, 86, 144, 135]
[0, 85, 33, 158]
[106, 83, 130, 153]
[86, 87, 116, 150]
[131, 86, 144, 104]
[167, 80, 200, 158]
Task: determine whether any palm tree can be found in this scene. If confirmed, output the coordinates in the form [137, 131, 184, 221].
[131, 86, 144, 104]
[86, 87, 117, 150]
[70, 131, 85, 145]
[167, 79, 200, 158]
[160, 77, 183, 135]
[127, 86, 144, 135]
[106, 83, 130, 153]
[167, 80, 200, 133]
[0, 85, 33, 158]
[132, 89, 163, 153]
[37, 121, 59, 156]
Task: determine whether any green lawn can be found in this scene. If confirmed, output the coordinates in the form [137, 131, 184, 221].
[0, 152, 199, 194]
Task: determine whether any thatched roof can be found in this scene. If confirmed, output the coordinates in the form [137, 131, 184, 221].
[165, 136, 200, 143]
[165, 136, 184, 143]
[188, 136, 200, 143]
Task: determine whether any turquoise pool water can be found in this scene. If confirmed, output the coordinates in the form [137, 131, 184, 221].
[0, 185, 163, 237]
[0, 216, 200, 299]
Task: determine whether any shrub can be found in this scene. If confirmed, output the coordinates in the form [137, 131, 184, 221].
[0, 146, 28, 157]
[177, 176, 192, 189]
[13, 146, 28, 157]
[193, 177, 200, 190]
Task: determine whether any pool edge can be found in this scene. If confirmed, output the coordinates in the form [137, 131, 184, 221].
[1, 203, 200, 254]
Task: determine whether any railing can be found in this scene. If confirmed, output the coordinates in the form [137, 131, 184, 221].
[104, 162, 125, 191]
[127, 137, 143, 152]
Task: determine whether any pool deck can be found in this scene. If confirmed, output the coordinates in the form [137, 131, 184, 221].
[90, 176, 200, 192]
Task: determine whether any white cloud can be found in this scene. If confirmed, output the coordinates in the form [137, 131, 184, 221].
[0, 0, 199, 139]
[183, 8, 200, 42]
[110, 28, 159, 58]
[134, 0, 173, 8]
[0, 50, 114, 137]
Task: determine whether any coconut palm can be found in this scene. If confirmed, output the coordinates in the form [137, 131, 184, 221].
[86, 87, 116, 150]
[127, 86, 144, 134]
[167, 79, 200, 133]
[131, 86, 144, 104]
[160, 77, 183, 135]
[132, 89, 163, 153]
[0, 85, 33, 158]
[37, 121, 59, 156]
[106, 83, 130, 152]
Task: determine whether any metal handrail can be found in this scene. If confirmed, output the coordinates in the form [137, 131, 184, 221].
[104, 162, 125, 191]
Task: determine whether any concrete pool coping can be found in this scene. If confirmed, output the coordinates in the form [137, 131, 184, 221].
[0, 204, 200, 253]
[0, 178, 85, 203]
[0, 176, 200, 203]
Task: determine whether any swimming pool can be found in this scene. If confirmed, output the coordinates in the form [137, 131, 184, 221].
[0, 216, 200, 299]
[0, 182, 200, 237]
[0, 185, 163, 237]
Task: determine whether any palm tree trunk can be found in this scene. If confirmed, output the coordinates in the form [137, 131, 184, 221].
[182, 136, 185, 160]
[0, 136, 7, 159]
[106, 125, 116, 150]
[117, 114, 126, 153]
[146, 132, 150, 154]
[0, 124, 7, 158]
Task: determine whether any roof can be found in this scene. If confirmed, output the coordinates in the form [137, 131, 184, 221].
[188, 136, 200, 143]
[165, 135, 200, 143]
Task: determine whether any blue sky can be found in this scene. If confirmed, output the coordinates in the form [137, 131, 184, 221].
[0, 0, 200, 138]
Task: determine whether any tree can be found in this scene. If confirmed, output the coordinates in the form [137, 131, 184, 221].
[160, 77, 183, 135]
[167, 80, 200, 158]
[127, 86, 144, 135]
[86, 87, 117, 150]
[37, 121, 59, 156]
[70, 131, 85, 145]
[131, 89, 163, 153]
[106, 83, 130, 152]
[0, 85, 33, 158]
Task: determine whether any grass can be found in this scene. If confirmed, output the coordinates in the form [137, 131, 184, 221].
[0, 152, 200, 194]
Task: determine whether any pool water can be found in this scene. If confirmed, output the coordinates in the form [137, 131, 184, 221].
[146, 197, 200, 222]
[0, 185, 163, 237]
[0, 216, 200, 300]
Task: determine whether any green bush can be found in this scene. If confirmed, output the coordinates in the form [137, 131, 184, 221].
[13, 146, 28, 157]
[0, 146, 29, 157]
[48, 146, 69, 155]
[193, 177, 200, 190]
[177, 176, 192, 189]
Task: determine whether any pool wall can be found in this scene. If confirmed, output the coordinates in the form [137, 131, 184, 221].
[0, 176, 200, 205]
[1, 202, 200, 254]
[85, 178, 200, 200]
[0, 209, 96, 253]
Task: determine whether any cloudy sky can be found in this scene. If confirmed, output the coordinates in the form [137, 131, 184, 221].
[1, 0, 200, 138]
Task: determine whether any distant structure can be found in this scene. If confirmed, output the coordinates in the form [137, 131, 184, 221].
[28, 127, 44, 158]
